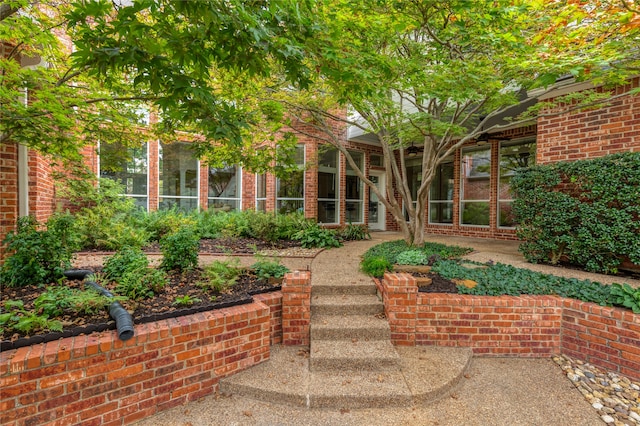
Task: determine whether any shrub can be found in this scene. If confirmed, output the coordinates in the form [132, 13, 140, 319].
[103, 246, 149, 282]
[337, 223, 371, 241]
[396, 250, 429, 265]
[0, 215, 76, 287]
[114, 268, 168, 300]
[160, 227, 200, 272]
[512, 152, 640, 274]
[59, 178, 148, 250]
[244, 210, 280, 242]
[251, 259, 290, 280]
[275, 212, 309, 240]
[199, 259, 241, 292]
[361, 256, 392, 277]
[293, 223, 342, 248]
[142, 207, 197, 241]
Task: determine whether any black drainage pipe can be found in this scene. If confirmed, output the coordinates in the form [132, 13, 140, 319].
[64, 269, 135, 341]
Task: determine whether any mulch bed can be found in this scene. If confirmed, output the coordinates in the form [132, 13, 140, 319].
[415, 272, 460, 293]
[142, 237, 303, 254]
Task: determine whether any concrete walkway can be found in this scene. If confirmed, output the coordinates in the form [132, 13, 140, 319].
[135, 232, 615, 426]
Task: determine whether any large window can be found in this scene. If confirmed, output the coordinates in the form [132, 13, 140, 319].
[429, 159, 454, 224]
[498, 141, 536, 227]
[345, 151, 364, 223]
[159, 142, 199, 211]
[276, 145, 305, 214]
[255, 173, 267, 212]
[208, 165, 241, 212]
[460, 146, 491, 226]
[317, 147, 339, 224]
[99, 142, 148, 209]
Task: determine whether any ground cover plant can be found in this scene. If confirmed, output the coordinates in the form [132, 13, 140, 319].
[361, 240, 640, 314]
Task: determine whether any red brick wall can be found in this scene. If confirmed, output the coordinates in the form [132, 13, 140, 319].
[381, 273, 640, 381]
[537, 78, 640, 164]
[561, 299, 640, 379]
[0, 301, 271, 426]
[0, 272, 310, 426]
[0, 143, 18, 258]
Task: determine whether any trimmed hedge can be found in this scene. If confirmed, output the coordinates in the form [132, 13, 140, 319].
[511, 152, 640, 274]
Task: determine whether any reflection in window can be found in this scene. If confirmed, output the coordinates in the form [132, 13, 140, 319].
[256, 173, 267, 212]
[208, 165, 241, 212]
[460, 146, 491, 226]
[345, 151, 364, 223]
[429, 159, 454, 224]
[317, 147, 339, 223]
[99, 142, 148, 209]
[499, 141, 536, 227]
[276, 145, 305, 214]
[159, 142, 199, 211]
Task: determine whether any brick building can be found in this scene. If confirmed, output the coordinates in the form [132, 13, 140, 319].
[2, 78, 640, 250]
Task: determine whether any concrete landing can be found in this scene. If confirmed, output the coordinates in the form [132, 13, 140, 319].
[220, 344, 472, 409]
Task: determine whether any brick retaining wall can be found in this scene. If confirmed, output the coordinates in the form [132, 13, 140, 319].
[382, 273, 640, 382]
[0, 271, 310, 426]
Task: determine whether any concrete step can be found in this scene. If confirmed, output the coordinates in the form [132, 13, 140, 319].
[311, 294, 383, 316]
[308, 369, 412, 409]
[220, 345, 473, 409]
[309, 340, 400, 372]
[310, 314, 390, 341]
[312, 282, 376, 296]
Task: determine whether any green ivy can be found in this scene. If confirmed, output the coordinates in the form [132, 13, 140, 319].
[512, 152, 640, 274]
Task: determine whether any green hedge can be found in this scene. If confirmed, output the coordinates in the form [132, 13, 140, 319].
[511, 152, 640, 274]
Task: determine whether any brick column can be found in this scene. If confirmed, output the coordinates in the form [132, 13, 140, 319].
[383, 272, 417, 346]
[281, 270, 311, 346]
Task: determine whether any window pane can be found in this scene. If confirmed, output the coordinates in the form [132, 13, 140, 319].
[276, 144, 305, 214]
[159, 142, 199, 211]
[159, 142, 198, 197]
[317, 147, 339, 223]
[498, 141, 536, 227]
[277, 170, 304, 198]
[429, 202, 453, 224]
[208, 165, 240, 212]
[278, 199, 303, 214]
[345, 201, 363, 223]
[256, 173, 266, 198]
[461, 147, 491, 201]
[461, 202, 490, 226]
[100, 143, 148, 202]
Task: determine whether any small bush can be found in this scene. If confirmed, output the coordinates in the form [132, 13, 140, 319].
[0, 215, 76, 287]
[142, 207, 197, 241]
[361, 256, 392, 278]
[251, 259, 289, 280]
[103, 246, 149, 282]
[173, 295, 202, 307]
[199, 259, 241, 292]
[115, 268, 168, 300]
[59, 178, 148, 250]
[294, 223, 342, 248]
[160, 227, 200, 272]
[337, 223, 371, 241]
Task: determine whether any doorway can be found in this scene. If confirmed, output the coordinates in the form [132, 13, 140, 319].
[368, 171, 386, 231]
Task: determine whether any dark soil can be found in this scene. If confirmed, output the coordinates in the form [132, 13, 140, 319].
[415, 272, 460, 293]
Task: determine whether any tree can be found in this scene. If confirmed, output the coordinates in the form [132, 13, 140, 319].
[280, 0, 640, 245]
[1, 0, 319, 170]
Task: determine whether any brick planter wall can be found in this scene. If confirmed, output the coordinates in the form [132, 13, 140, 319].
[0, 272, 311, 426]
[382, 273, 640, 382]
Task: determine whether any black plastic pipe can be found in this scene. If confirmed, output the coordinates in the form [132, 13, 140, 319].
[64, 269, 135, 341]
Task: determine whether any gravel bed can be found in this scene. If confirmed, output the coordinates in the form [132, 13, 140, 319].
[553, 354, 640, 425]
